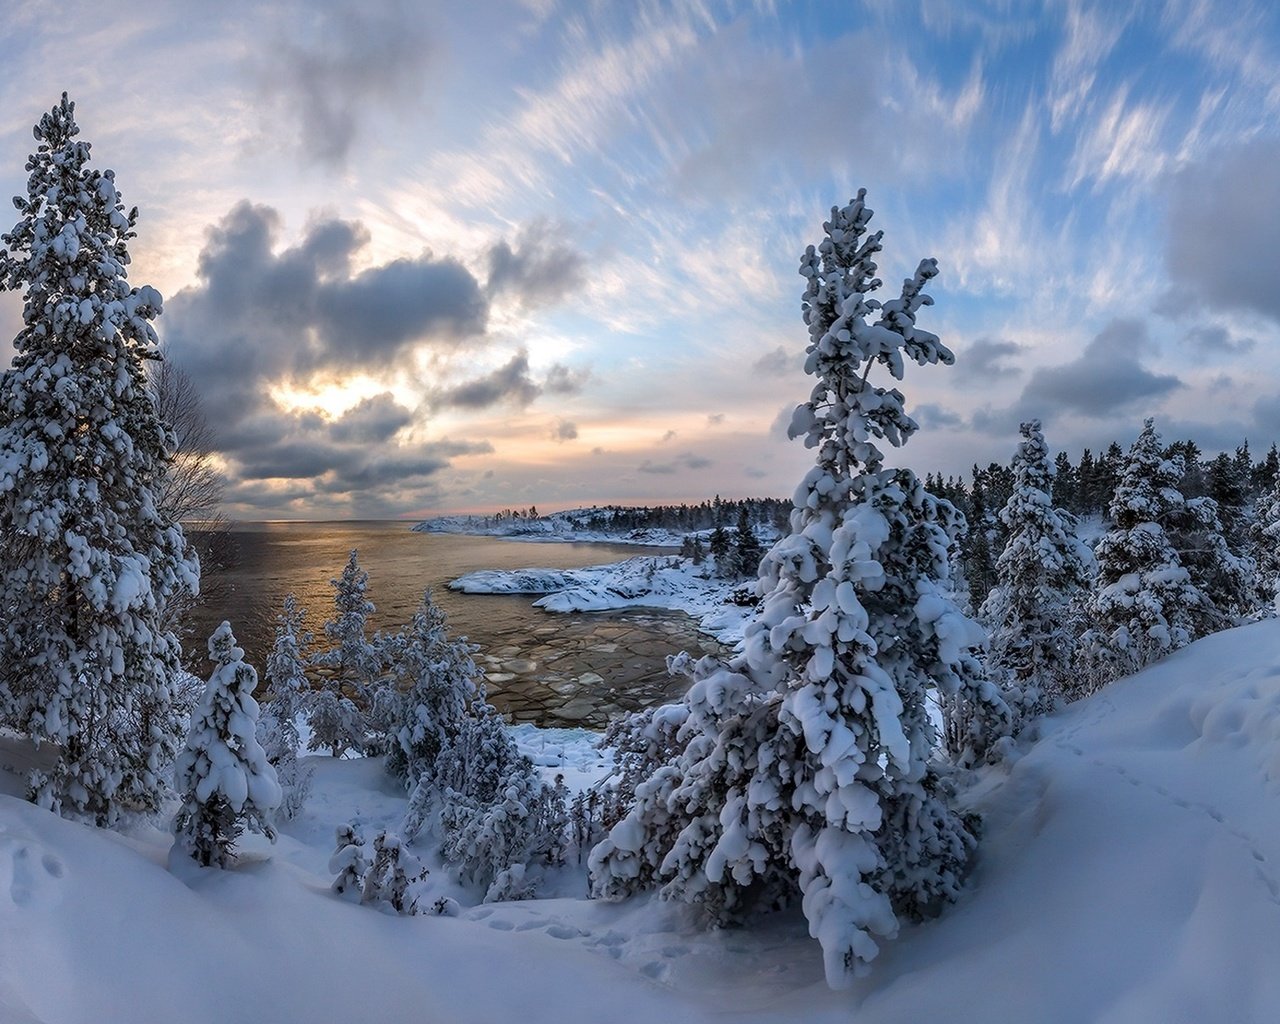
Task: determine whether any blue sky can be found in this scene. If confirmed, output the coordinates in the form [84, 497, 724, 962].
[1, 0, 1278, 518]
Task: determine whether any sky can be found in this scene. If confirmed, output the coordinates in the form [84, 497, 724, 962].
[0, 0, 1278, 519]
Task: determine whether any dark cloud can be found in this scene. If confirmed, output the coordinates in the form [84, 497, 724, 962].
[253, 1, 437, 166]
[770, 404, 795, 440]
[914, 403, 964, 429]
[753, 346, 793, 375]
[168, 201, 486, 426]
[660, 429, 678, 443]
[953, 338, 1024, 382]
[316, 257, 486, 361]
[1184, 325, 1256, 359]
[543, 363, 590, 395]
[487, 220, 586, 309]
[968, 403, 1026, 438]
[551, 419, 578, 442]
[707, 413, 725, 426]
[1165, 137, 1280, 323]
[639, 452, 712, 474]
[328, 393, 413, 444]
[162, 201, 494, 513]
[1020, 319, 1181, 416]
[436, 351, 540, 409]
[1253, 395, 1280, 436]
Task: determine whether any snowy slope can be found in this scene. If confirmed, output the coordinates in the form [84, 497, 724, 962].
[6, 620, 1280, 1022]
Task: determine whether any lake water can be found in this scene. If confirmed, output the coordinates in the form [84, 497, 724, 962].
[186, 521, 722, 728]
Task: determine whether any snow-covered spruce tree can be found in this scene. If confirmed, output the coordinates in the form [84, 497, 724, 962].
[173, 622, 281, 867]
[384, 589, 478, 787]
[308, 550, 380, 756]
[1251, 477, 1280, 612]
[979, 420, 1092, 713]
[258, 594, 313, 819]
[590, 192, 1012, 988]
[1083, 419, 1228, 683]
[0, 94, 200, 824]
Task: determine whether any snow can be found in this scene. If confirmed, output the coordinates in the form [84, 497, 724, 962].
[450, 555, 754, 645]
[415, 508, 687, 547]
[9, 620, 1280, 1018]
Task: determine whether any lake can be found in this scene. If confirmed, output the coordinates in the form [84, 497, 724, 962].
[185, 521, 723, 728]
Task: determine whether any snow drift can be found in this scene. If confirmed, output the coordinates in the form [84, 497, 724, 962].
[5, 619, 1280, 1021]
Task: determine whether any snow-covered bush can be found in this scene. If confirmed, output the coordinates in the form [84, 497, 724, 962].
[173, 623, 281, 867]
[259, 594, 313, 819]
[329, 824, 367, 898]
[436, 692, 567, 901]
[306, 688, 365, 760]
[360, 830, 429, 914]
[591, 191, 1012, 988]
[979, 420, 1092, 713]
[0, 94, 200, 825]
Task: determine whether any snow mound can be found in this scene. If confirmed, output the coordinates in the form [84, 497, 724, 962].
[7, 620, 1280, 1019]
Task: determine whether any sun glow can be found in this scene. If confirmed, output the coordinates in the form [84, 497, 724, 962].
[267, 375, 406, 420]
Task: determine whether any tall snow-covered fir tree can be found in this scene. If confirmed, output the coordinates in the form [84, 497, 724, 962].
[979, 420, 1092, 712]
[173, 622, 281, 868]
[1084, 419, 1240, 682]
[259, 594, 313, 819]
[1251, 478, 1280, 611]
[590, 191, 1012, 988]
[0, 95, 199, 824]
[308, 549, 380, 756]
[384, 589, 479, 788]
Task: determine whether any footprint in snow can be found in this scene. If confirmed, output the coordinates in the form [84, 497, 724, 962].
[0, 840, 65, 909]
[545, 924, 586, 940]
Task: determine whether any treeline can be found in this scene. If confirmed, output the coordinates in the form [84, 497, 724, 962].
[479, 497, 792, 535]
[927, 437, 1280, 611]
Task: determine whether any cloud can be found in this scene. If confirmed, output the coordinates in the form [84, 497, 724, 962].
[436, 351, 541, 410]
[659, 429, 678, 443]
[1165, 137, 1280, 322]
[161, 201, 496, 512]
[551, 419, 578, 442]
[1184, 324, 1256, 359]
[639, 451, 712, 474]
[752, 346, 793, 375]
[487, 219, 586, 308]
[707, 413, 725, 425]
[914, 403, 965, 429]
[953, 338, 1024, 382]
[543, 363, 590, 395]
[328, 392, 413, 444]
[167, 201, 486, 425]
[1020, 318, 1181, 416]
[252, 0, 437, 166]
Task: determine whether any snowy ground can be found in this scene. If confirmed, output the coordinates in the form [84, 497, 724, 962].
[450, 555, 755, 646]
[7, 621, 1280, 1021]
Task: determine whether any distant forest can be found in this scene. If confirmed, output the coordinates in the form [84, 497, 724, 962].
[928, 437, 1277, 609]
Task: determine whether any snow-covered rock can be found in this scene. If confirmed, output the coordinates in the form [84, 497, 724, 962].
[449, 556, 753, 645]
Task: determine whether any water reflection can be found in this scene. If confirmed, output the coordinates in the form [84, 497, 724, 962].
[187, 521, 721, 728]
